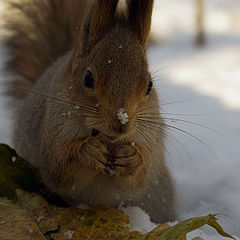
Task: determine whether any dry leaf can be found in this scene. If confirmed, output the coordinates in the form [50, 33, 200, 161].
[1, 190, 130, 240]
[0, 144, 41, 199]
[0, 198, 45, 240]
[148, 214, 237, 240]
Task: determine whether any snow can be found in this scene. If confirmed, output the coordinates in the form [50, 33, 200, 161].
[149, 0, 240, 239]
[122, 207, 157, 234]
[11, 156, 16, 163]
[64, 230, 75, 239]
[117, 108, 129, 125]
[36, 216, 44, 223]
[0, 0, 240, 239]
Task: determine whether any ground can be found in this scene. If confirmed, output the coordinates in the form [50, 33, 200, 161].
[0, 0, 240, 239]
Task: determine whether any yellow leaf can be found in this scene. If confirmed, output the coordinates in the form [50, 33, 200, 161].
[148, 214, 236, 240]
[207, 214, 236, 239]
[0, 198, 45, 240]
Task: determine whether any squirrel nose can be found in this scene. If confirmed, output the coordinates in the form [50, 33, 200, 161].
[111, 121, 129, 134]
[111, 108, 129, 134]
[108, 108, 130, 135]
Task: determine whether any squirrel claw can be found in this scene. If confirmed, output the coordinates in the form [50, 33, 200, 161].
[82, 138, 142, 177]
[103, 145, 143, 177]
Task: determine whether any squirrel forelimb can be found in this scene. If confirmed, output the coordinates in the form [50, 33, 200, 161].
[74, 136, 145, 179]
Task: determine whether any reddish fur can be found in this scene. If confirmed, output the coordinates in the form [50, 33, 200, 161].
[127, 0, 154, 44]
[6, 0, 176, 223]
[4, 0, 154, 98]
[4, 0, 89, 98]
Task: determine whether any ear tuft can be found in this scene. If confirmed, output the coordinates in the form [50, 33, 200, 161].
[127, 0, 154, 45]
[81, 0, 119, 54]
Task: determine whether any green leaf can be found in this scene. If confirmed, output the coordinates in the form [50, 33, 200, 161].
[207, 214, 236, 239]
[144, 214, 237, 240]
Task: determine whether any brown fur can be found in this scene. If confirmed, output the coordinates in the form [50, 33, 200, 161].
[4, 0, 90, 98]
[6, 0, 176, 223]
[127, 0, 154, 45]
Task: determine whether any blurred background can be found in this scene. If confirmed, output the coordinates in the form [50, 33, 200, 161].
[0, 0, 240, 239]
[151, 0, 240, 109]
[150, 0, 240, 238]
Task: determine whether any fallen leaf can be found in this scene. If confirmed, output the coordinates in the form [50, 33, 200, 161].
[148, 214, 237, 240]
[0, 198, 45, 240]
[0, 144, 41, 199]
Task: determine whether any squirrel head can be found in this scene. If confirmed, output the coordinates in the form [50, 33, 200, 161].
[65, 0, 158, 141]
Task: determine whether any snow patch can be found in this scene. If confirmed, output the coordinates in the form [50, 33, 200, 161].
[64, 230, 75, 239]
[122, 206, 157, 234]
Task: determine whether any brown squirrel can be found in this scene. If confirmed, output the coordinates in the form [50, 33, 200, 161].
[5, 0, 176, 223]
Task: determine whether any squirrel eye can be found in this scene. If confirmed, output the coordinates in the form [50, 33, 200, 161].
[84, 70, 94, 89]
[146, 81, 153, 95]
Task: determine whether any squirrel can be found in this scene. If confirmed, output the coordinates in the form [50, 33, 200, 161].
[4, 0, 176, 223]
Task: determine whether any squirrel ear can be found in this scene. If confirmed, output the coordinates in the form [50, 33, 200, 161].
[127, 0, 154, 45]
[81, 0, 119, 54]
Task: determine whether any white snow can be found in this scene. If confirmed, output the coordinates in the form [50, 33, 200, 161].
[36, 216, 44, 223]
[117, 108, 129, 125]
[96, 103, 101, 108]
[11, 156, 16, 163]
[63, 230, 75, 239]
[149, 0, 240, 239]
[0, 0, 240, 239]
[122, 207, 157, 234]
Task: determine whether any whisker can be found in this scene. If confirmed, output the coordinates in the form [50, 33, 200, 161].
[136, 98, 193, 115]
[81, 114, 102, 119]
[164, 130, 193, 162]
[139, 111, 219, 118]
[137, 115, 223, 136]
[163, 123, 217, 160]
[150, 64, 176, 78]
[135, 123, 177, 164]
[133, 121, 155, 142]
[87, 121, 104, 130]
[136, 104, 161, 115]
[135, 127, 152, 146]
[7, 86, 77, 107]
[135, 117, 217, 160]
[161, 98, 194, 106]
[6, 85, 102, 115]
[135, 121, 166, 145]
[163, 118, 224, 136]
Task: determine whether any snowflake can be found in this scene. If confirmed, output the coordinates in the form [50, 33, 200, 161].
[117, 108, 129, 125]
[64, 230, 75, 239]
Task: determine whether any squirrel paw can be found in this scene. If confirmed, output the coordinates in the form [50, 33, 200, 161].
[82, 137, 109, 174]
[82, 139, 142, 177]
[105, 144, 143, 176]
